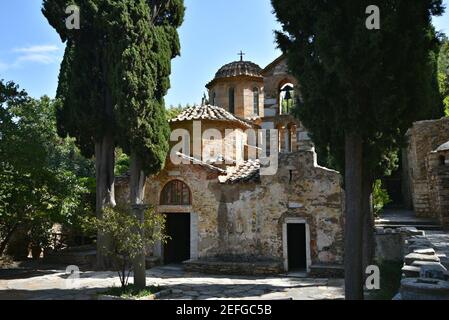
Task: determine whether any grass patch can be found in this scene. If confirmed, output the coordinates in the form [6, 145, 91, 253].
[366, 260, 403, 300]
[103, 284, 161, 299]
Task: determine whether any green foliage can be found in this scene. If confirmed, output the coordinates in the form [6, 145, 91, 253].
[111, 0, 185, 175]
[166, 105, 187, 120]
[43, 0, 185, 175]
[438, 38, 449, 116]
[272, 0, 444, 181]
[115, 149, 130, 176]
[91, 205, 167, 288]
[103, 284, 160, 298]
[0, 80, 94, 254]
[373, 180, 391, 216]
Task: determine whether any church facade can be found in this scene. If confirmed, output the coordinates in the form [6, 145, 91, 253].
[116, 55, 345, 275]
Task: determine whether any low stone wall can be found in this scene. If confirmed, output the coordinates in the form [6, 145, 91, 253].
[184, 259, 284, 276]
[309, 264, 344, 278]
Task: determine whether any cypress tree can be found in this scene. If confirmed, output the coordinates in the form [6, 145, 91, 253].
[272, 0, 444, 299]
[111, 0, 184, 288]
[43, 0, 184, 276]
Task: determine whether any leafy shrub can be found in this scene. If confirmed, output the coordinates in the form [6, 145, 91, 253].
[373, 179, 391, 216]
[91, 205, 167, 288]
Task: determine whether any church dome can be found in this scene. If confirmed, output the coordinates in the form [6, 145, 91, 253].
[214, 60, 263, 80]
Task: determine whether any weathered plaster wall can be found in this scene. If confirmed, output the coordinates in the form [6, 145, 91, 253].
[116, 148, 344, 267]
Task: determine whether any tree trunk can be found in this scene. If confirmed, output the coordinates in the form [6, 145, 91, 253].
[130, 152, 147, 289]
[0, 224, 18, 257]
[362, 174, 375, 275]
[344, 133, 364, 300]
[95, 132, 116, 270]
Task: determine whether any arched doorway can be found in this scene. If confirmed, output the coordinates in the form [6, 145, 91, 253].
[160, 180, 192, 264]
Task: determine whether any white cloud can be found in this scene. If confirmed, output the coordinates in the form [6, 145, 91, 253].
[0, 44, 63, 69]
[16, 53, 56, 65]
[13, 45, 60, 54]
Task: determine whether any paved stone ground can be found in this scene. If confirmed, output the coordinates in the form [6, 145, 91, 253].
[0, 265, 344, 300]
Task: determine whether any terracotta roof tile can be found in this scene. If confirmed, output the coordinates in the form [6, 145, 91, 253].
[169, 104, 252, 128]
[221, 159, 260, 184]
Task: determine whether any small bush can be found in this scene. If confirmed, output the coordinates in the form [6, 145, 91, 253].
[103, 284, 161, 299]
[373, 179, 391, 216]
[90, 205, 167, 288]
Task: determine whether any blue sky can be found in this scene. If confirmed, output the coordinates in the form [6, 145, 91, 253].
[1, 1, 449, 106]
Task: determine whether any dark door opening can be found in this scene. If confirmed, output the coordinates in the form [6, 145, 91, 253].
[164, 213, 191, 264]
[287, 223, 307, 271]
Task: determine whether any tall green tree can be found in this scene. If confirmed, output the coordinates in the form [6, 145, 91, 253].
[43, 1, 184, 278]
[111, 0, 184, 288]
[43, 0, 121, 268]
[272, 0, 444, 299]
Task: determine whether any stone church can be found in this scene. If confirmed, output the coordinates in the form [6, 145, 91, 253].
[116, 55, 344, 275]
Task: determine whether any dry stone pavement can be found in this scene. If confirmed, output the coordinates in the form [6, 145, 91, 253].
[0, 265, 344, 300]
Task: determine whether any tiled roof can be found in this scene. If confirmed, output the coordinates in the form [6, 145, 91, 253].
[436, 141, 449, 152]
[221, 159, 260, 184]
[169, 104, 252, 128]
[214, 60, 263, 79]
[176, 152, 227, 174]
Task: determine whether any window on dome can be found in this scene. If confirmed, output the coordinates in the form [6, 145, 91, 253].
[211, 91, 216, 106]
[229, 87, 235, 114]
[253, 87, 259, 116]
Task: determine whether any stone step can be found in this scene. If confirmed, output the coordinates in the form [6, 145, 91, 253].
[309, 264, 344, 278]
[404, 253, 440, 265]
[376, 224, 442, 231]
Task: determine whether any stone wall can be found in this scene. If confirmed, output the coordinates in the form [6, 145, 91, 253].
[404, 117, 449, 219]
[427, 149, 449, 227]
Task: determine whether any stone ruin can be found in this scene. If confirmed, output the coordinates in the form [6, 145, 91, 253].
[375, 227, 449, 300]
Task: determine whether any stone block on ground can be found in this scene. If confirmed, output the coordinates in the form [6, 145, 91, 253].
[406, 239, 433, 247]
[399, 227, 425, 236]
[413, 248, 436, 255]
[406, 245, 433, 254]
[401, 265, 421, 278]
[411, 261, 448, 271]
[404, 253, 440, 265]
[400, 278, 449, 300]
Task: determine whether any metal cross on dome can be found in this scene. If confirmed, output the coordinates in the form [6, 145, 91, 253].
[238, 50, 245, 61]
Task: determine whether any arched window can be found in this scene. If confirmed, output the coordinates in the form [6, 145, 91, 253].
[253, 87, 259, 115]
[161, 180, 191, 205]
[279, 83, 295, 115]
[229, 87, 235, 114]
